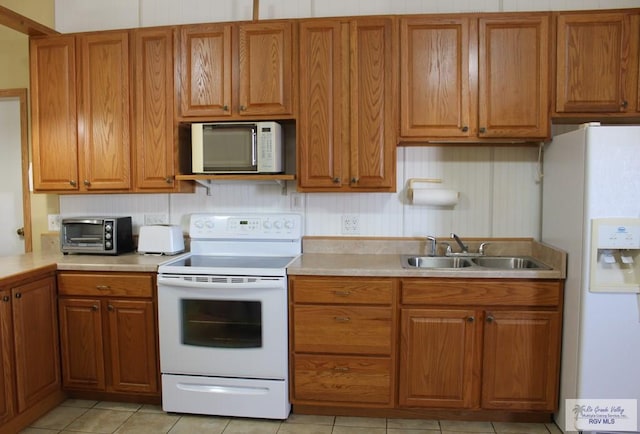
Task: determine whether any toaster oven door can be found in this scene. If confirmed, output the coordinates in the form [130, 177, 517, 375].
[61, 221, 105, 253]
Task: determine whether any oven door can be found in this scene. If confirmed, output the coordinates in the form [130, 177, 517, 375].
[157, 274, 287, 380]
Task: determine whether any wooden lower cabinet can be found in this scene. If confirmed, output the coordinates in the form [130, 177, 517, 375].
[57, 272, 159, 399]
[0, 271, 64, 434]
[289, 276, 396, 407]
[398, 279, 562, 412]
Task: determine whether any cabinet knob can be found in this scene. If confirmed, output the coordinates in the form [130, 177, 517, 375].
[107, 305, 114, 312]
[466, 316, 475, 323]
[165, 177, 173, 184]
[239, 105, 246, 111]
[350, 177, 359, 184]
[222, 105, 229, 111]
[461, 126, 469, 132]
[14, 292, 22, 299]
[332, 177, 341, 184]
[621, 100, 628, 108]
[334, 316, 351, 322]
[479, 127, 486, 134]
[69, 180, 77, 187]
[83, 179, 91, 186]
[486, 315, 494, 323]
[2, 295, 9, 302]
[92, 304, 99, 311]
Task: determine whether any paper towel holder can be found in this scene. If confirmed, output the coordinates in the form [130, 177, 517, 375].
[407, 178, 460, 207]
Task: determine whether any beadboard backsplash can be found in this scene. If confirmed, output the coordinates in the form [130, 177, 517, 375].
[60, 146, 542, 240]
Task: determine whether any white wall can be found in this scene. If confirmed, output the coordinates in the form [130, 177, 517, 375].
[54, 0, 626, 240]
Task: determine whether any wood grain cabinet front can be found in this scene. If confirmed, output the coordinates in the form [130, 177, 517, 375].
[289, 276, 396, 407]
[399, 13, 550, 142]
[555, 11, 640, 116]
[398, 279, 562, 412]
[57, 272, 159, 399]
[0, 272, 62, 432]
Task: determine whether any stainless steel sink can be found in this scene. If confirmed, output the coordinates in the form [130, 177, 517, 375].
[401, 255, 473, 269]
[471, 256, 550, 270]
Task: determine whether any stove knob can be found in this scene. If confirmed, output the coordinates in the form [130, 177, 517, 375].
[284, 219, 294, 229]
[194, 220, 204, 229]
[263, 220, 272, 229]
[205, 220, 214, 228]
[273, 220, 283, 229]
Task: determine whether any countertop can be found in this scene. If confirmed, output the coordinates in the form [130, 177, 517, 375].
[1, 236, 566, 283]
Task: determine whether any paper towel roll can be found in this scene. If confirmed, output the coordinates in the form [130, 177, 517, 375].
[410, 188, 459, 206]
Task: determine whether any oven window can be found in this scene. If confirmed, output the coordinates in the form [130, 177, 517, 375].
[181, 300, 262, 348]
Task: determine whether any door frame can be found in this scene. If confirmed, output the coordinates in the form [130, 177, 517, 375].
[0, 88, 32, 252]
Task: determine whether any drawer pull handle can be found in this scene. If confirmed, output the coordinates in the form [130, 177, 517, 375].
[334, 290, 351, 297]
[333, 366, 350, 372]
[96, 285, 110, 290]
[334, 316, 351, 322]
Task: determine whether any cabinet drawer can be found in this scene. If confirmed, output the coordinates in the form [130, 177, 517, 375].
[293, 305, 392, 355]
[401, 279, 561, 307]
[293, 354, 392, 405]
[291, 277, 393, 305]
[58, 273, 154, 297]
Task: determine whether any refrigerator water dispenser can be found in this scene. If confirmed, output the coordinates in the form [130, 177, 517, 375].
[590, 218, 640, 293]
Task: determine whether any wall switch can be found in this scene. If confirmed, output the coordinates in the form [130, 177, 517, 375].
[341, 214, 360, 235]
[144, 213, 169, 225]
[47, 214, 61, 231]
[290, 193, 304, 211]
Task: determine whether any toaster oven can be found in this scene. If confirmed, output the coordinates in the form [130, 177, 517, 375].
[60, 217, 134, 255]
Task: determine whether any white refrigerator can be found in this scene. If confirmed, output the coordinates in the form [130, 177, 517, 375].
[542, 124, 640, 433]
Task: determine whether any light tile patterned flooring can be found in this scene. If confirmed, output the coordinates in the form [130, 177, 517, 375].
[21, 399, 564, 434]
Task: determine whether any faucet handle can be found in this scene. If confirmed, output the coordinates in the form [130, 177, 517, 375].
[440, 242, 452, 256]
[479, 242, 490, 255]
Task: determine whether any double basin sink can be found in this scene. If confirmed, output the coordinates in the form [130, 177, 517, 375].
[401, 255, 551, 270]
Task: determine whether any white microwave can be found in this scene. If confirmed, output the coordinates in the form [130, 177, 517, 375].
[191, 121, 283, 174]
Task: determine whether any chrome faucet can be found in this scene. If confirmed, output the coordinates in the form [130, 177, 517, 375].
[426, 236, 437, 256]
[450, 233, 468, 253]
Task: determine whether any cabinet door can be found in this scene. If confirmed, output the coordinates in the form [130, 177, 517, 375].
[107, 299, 158, 394]
[350, 18, 396, 190]
[77, 31, 131, 191]
[29, 35, 79, 191]
[400, 17, 474, 138]
[133, 27, 177, 191]
[11, 276, 60, 413]
[58, 298, 106, 391]
[399, 308, 480, 409]
[0, 289, 15, 425]
[238, 22, 293, 116]
[481, 310, 560, 411]
[478, 15, 550, 138]
[179, 23, 232, 117]
[298, 20, 346, 189]
[556, 13, 631, 113]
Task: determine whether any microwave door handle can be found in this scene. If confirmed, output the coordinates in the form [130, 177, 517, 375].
[251, 129, 257, 167]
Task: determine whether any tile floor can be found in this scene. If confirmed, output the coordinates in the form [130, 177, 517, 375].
[21, 399, 564, 434]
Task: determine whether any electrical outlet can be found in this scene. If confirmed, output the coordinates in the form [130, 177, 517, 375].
[47, 214, 61, 231]
[144, 213, 169, 225]
[341, 214, 360, 235]
[290, 193, 304, 211]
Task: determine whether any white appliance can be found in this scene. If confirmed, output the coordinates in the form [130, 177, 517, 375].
[137, 225, 184, 255]
[157, 213, 301, 419]
[541, 124, 640, 433]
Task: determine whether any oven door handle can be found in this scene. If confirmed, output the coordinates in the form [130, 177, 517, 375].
[158, 275, 283, 289]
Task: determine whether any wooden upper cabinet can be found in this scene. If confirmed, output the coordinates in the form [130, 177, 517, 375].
[399, 13, 550, 141]
[179, 23, 232, 117]
[298, 17, 396, 192]
[238, 22, 293, 116]
[178, 21, 294, 119]
[478, 15, 550, 138]
[29, 35, 79, 191]
[132, 27, 179, 191]
[77, 31, 131, 191]
[400, 17, 474, 138]
[556, 12, 637, 114]
[350, 18, 396, 189]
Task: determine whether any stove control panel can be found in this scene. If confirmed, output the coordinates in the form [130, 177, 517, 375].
[189, 214, 302, 239]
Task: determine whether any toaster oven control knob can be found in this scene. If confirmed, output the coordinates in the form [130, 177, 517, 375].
[105, 233, 112, 240]
[105, 224, 113, 232]
[105, 241, 112, 249]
